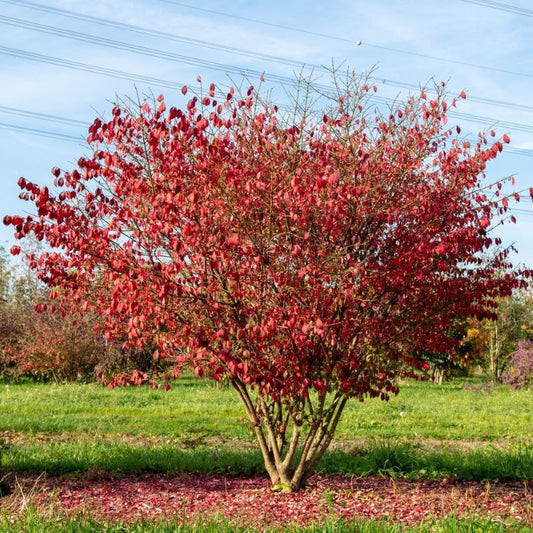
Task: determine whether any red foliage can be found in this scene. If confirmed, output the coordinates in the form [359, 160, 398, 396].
[9, 306, 102, 380]
[4, 294, 157, 382]
[4, 74, 531, 488]
[3, 474, 531, 529]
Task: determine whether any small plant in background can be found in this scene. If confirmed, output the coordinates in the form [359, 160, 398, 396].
[503, 340, 533, 389]
[419, 320, 487, 384]
[0, 245, 160, 382]
[10, 306, 102, 382]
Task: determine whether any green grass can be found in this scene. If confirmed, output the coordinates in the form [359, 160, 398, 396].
[0, 377, 530, 442]
[320, 440, 533, 481]
[0, 511, 530, 532]
[336, 379, 532, 441]
[0, 377, 249, 441]
[2, 439, 531, 481]
[0, 377, 531, 481]
[0, 377, 531, 530]
[2, 440, 263, 477]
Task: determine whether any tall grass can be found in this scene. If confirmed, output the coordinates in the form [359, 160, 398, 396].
[319, 441, 533, 481]
[3, 438, 531, 481]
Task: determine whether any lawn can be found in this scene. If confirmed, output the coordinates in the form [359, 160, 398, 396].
[0, 377, 531, 531]
[0, 376, 530, 442]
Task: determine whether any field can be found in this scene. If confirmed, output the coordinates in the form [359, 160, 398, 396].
[0, 376, 531, 531]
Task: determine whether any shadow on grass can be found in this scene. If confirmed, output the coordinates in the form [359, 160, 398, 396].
[319, 440, 533, 481]
[2, 439, 532, 482]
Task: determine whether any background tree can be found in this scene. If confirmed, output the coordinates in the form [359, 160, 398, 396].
[419, 320, 487, 384]
[478, 291, 533, 382]
[4, 72, 531, 491]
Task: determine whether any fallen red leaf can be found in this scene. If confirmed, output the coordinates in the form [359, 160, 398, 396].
[1, 474, 530, 529]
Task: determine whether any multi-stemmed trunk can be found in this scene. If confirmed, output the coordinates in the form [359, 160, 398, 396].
[231, 378, 348, 492]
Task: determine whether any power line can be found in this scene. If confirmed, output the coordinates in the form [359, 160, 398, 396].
[3, 100, 533, 160]
[377, 77, 533, 114]
[3, 1, 532, 138]
[369, 91, 533, 136]
[4, 1, 533, 116]
[0, 11, 531, 156]
[156, 0, 355, 44]
[0, 15, 302, 87]
[0, 105, 87, 127]
[0, 0, 311, 72]
[457, 94, 533, 113]
[502, 147, 533, 158]
[0, 45, 186, 91]
[446, 110, 533, 135]
[8, 0, 532, 81]
[458, 0, 533, 17]
[3, 16, 533, 138]
[511, 209, 533, 216]
[2, 46, 533, 157]
[152, 0, 533, 79]
[365, 43, 533, 80]
[0, 121, 83, 142]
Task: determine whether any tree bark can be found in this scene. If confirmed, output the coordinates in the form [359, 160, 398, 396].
[232, 377, 348, 491]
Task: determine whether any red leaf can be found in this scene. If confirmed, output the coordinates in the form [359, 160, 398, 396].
[328, 172, 339, 185]
[226, 234, 239, 246]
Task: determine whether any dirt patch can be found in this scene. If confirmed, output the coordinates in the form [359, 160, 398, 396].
[1, 430, 525, 452]
[328, 437, 524, 453]
[0, 430, 254, 450]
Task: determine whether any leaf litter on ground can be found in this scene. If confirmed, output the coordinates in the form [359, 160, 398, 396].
[0, 473, 530, 530]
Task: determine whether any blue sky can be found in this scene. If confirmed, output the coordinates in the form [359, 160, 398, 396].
[1, 0, 532, 266]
